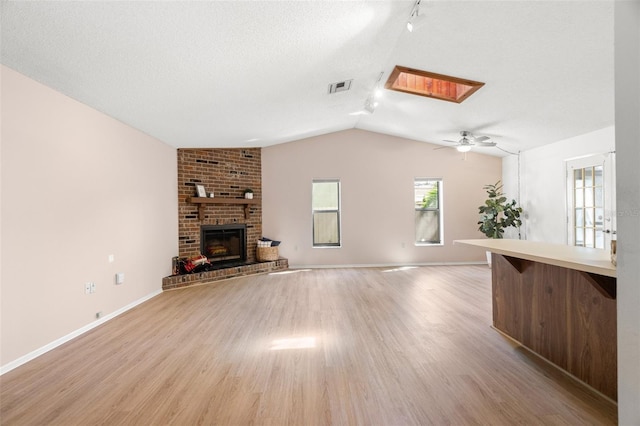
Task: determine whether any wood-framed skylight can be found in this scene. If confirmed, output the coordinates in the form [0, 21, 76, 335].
[385, 65, 484, 103]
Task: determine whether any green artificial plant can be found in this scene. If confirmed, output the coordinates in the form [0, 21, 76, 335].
[477, 181, 523, 239]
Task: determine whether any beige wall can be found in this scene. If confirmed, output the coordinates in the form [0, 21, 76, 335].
[262, 129, 501, 267]
[614, 1, 640, 423]
[0, 66, 178, 367]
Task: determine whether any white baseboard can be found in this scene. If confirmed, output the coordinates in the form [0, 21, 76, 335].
[287, 261, 487, 269]
[0, 289, 163, 375]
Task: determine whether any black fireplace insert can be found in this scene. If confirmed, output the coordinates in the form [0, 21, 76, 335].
[200, 224, 247, 265]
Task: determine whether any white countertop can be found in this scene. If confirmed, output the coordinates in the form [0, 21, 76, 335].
[455, 239, 616, 278]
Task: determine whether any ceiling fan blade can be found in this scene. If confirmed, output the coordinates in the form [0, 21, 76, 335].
[477, 141, 497, 147]
[433, 145, 453, 150]
[446, 131, 496, 148]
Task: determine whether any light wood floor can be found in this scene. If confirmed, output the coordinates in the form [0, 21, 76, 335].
[1, 266, 617, 425]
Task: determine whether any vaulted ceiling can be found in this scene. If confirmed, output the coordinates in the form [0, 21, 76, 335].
[1, 1, 614, 156]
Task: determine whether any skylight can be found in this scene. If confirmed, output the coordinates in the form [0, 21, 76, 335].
[385, 66, 484, 103]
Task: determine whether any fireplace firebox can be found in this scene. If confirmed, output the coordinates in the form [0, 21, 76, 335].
[201, 224, 247, 265]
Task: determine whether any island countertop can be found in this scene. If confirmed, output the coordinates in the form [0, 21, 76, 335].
[455, 239, 616, 278]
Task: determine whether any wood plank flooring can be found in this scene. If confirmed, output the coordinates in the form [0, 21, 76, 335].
[1, 266, 617, 425]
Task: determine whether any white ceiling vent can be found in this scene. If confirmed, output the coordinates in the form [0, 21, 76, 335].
[328, 79, 352, 94]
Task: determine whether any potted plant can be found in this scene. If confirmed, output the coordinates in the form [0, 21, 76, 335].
[243, 188, 254, 199]
[478, 181, 523, 265]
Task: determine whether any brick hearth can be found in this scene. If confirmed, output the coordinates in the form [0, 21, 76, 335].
[162, 259, 289, 290]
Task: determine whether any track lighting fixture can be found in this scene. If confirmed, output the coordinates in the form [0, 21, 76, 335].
[364, 96, 377, 114]
[359, 71, 385, 115]
[406, 0, 421, 32]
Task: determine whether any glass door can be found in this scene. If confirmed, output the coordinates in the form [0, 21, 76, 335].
[566, 153, 616, 249]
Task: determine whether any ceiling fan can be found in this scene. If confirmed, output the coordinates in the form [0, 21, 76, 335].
[440, 130, 497, 152]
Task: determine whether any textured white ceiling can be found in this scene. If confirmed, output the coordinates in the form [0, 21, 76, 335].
[1, 1, 614, 156]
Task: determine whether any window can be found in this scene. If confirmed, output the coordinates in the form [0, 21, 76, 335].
[415, 178, 443, 245]
[312, 180, 340, 247]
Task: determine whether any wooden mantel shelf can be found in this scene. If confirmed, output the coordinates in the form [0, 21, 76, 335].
[187, 197, 259, 220]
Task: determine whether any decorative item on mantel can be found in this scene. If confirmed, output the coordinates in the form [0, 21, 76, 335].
[257, 237, 281, 261]
[243, 188, 254, 199]
[195, 184, 207, 198]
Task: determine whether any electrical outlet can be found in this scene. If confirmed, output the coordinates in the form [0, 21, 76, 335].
[115, 272, 125, 285]
[90, 282, 96, 293]
[108, 254, 115, 263]
[96, 311, 103, 319]
[85, 282, 91, 294]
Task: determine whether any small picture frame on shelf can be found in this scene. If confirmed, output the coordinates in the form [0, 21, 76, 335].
[195, 184, 207, 197]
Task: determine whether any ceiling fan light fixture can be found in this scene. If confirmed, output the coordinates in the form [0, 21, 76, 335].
[456, 145, 472, 153]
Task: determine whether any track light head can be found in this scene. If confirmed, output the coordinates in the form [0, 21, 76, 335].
[363, 94, 378, 113]
[406, 0, 421, 32]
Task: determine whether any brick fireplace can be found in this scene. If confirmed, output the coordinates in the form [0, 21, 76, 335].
[177, 148, 261, 261]
[162, 148, 288, 291]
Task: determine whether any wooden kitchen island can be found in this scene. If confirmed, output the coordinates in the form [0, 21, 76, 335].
[456, 239, 617, 401]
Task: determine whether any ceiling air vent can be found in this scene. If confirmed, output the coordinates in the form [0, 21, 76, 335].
[328, 79, 352, 94]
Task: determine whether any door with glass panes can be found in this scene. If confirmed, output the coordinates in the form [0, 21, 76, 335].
[566, 153, 616, 249]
